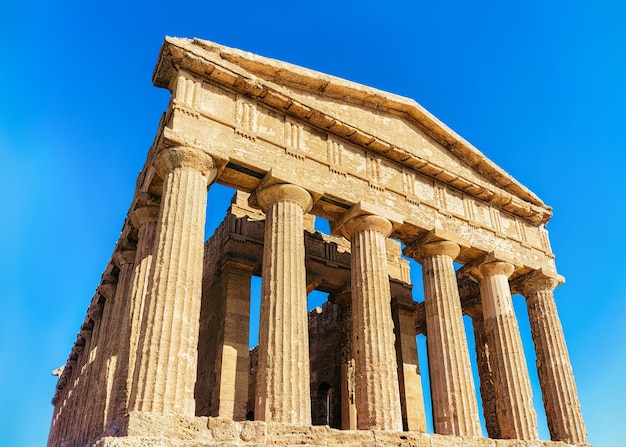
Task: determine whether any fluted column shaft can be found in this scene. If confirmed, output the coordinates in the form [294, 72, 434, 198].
[478, 261, 538, 440]
[106, 248, 137, 427]
[417, 241, 481, 436]
[342, 215, 402, 431]
[522, 277, 587, 444]
[255, 184, 312, 425]
[83, 276, 117, 444]
[130, 147, 215, 416]
[125, 200, 159, 409]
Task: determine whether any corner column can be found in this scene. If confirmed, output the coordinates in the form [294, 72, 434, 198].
[254, 183, 313, 425]
[130, 146, 216, 416]
[476, 261, 538, 440]
[520, 274, 587, 444]
[341, 215, 402, 431]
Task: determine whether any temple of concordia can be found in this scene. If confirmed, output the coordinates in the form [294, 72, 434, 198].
[48, 37, 589, 447]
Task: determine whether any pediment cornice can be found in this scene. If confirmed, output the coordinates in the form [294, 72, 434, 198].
[153, 37, 552, 225]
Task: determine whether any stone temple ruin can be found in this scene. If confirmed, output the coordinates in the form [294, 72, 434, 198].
[48, 37, 589, 447]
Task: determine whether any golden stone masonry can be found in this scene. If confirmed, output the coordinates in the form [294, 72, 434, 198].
[48, 37, 589, 447]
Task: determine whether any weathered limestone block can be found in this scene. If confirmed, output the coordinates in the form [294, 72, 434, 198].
[477, 261, 538, 440]
[340, 214, 402, 431]
[254, 183, 313, 425]
[130, 146, 216, 416]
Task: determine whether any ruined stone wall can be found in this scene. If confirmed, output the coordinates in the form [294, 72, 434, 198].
[247, 302, 346, 429]
[308, 302, 344, 428]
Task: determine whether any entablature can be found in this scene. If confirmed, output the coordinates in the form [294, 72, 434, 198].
[150, 104, 556, 275]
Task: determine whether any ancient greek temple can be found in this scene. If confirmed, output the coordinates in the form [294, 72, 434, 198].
[48, 37, 589, 447]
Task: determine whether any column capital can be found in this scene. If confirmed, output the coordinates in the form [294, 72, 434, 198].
[113, 249, 136, 267]
[514, 269, 564, 297]
[341, 214, 392, 239]
[256, 183, 313, 213]
[130, 193, 160, 228]
[404, 228, 468, 261]
[413, 240, 461, 262]
[331, 201, 402, 239]
[131, 205, 160, 229]
[97, 273, 118, 301]
[87, 296, 105, 320]
[477, 260, 515, 280]
[153, 146, 216, 181]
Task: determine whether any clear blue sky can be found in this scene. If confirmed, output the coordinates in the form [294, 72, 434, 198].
[1, 1, 624, 446]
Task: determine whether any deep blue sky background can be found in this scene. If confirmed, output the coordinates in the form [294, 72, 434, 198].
[1, 1, 625, 446]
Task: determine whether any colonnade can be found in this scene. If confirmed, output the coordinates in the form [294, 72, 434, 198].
[49, 144, 587, 446]
[135, 146, 586, 442]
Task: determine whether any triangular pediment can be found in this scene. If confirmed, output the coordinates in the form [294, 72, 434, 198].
[153, 37, 551, 224]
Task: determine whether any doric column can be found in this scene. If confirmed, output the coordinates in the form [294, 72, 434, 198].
[106, 247, 137, 426]
[476, 261, 538, 440]
[519, 273, 587, 444]
[212, 259, 255, 420]
[130, 146, 216, 416]
[341, 214, 402, 431]
[465, 303, 501, 439]
[254, 183, 313, 425]
[125, 198, 160, 409]
[411, 240, 481, 436]
[392, 298, 427, 432]
[83, 275, 117, 444]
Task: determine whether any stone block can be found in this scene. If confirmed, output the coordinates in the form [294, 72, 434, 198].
[123, 412, 212, 442]
[325, 429, 376, 447]
[266, 422, 328, 445]
[208, 417, 241, 441]
[427, 433, 462, 447]
[240, 421, 268, 443]
[372, 430, 422, 446]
